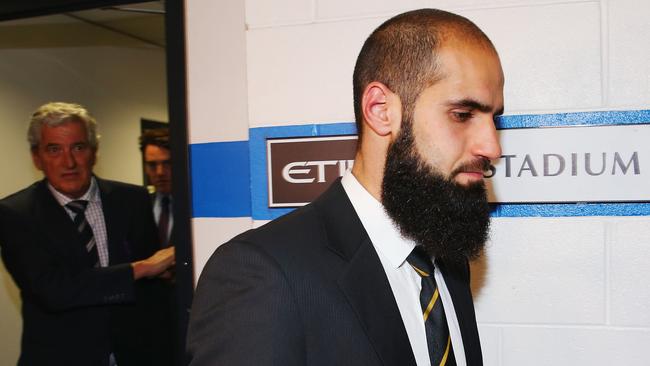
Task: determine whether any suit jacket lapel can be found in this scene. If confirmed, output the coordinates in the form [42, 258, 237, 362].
[314, 180, 416, 366]
[34, 181, 87, 262]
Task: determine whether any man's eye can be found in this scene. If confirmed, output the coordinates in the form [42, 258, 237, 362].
[451, 111, 473, 122]
[72, 143, 87, 151]
[46, 146, 61, 154]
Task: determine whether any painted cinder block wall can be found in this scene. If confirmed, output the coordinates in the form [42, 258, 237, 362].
[185, 0, 650, 364]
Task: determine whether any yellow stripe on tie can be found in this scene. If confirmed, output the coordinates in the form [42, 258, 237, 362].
[439, 335, 451, 366]
[423, 288, 439, 321]
[411, 264, 429, 277]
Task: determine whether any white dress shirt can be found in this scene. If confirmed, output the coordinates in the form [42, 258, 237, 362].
[341, 171, 467, 366]
[48, 177, 109, 267]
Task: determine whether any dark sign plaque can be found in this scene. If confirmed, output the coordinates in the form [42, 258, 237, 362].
[267, 135, 358, 207]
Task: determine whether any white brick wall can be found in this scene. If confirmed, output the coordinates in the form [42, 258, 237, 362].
[187, 0, 650, 364]
[608, 0, 650, 107]
[609, 219, 650, 327]
[186, 0, 249, 144]
[502, 327, 650, 365]
[472, 218, 607, 325]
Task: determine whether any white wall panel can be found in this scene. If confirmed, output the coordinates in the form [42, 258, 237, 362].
[472, 218, 606, 324]
[501, 327, 650, 365]
[608, 0, 650, 108]
[316, 0, 420, 20]
[248, 2, 603, 128]
[246, 18, 385, 127]
[609, 218, 650, 327]
[465, 2, 602, 113]
[316, 0, 591, 20]
[186, 0, 249, 143]
[477, 325, 501, 366]
[192, 217, 253, 283]
[246, 0, 314, 28]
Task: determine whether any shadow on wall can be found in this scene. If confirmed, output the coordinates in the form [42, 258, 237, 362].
[470, 250, 488, 299]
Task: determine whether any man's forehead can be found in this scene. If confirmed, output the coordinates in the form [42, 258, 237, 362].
[144, 144, 171, 158]
[41, 121, 88, 139]
[435, 43, 503, 82]
[145, 144, 170, 152]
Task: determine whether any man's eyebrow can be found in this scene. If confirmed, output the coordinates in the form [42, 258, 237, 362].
[446, 99, 504, 115]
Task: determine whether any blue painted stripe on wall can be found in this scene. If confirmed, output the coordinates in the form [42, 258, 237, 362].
[496, 110, 650, 129]
[253, 202, 650, 221]
[491, 202, 650, 217]
[189, 110, 650, 219]
[190, 141, 251, 217]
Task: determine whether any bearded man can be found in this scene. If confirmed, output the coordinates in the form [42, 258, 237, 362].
[187, 8, 503, 366]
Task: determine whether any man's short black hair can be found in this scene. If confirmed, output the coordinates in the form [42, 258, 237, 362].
[352, 9, 495, 140]
[139, 128, 170, 152]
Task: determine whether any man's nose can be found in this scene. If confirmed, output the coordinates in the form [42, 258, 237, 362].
[155, 163, 165, 175]
[63, 148, 77, 168]
[471, 118, 502, 161]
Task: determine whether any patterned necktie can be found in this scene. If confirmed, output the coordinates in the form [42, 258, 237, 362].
[407, 246, 456, 366]
[158, 195, 170, 248]
[66, 200, 100, 268]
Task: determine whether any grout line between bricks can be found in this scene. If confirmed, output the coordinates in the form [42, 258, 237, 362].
[604, 220, 613, 326]
[498, 327, 504, 366]
[599, 0, 610, 107]
[246, 0, 600, 30]
[477, 322, 650, 331]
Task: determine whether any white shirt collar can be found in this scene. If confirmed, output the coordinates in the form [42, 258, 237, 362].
[155, 192, 172, 203]
[340, 171, 415, 269]
[48, 176, 99, 206]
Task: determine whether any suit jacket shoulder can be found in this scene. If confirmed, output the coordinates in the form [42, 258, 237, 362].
[0, 180, 52, 219]
[189, 181, 416, 366]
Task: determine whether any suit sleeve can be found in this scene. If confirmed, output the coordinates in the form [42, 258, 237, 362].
[126, 188, 160, 258]
[187, 240, 306, 366]
[0, 202, 135, 312]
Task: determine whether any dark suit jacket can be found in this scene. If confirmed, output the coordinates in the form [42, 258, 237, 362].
[0, 177, 173, 366]
[187, 180, 482, 365]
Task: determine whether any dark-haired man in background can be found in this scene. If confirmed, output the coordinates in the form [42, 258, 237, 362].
[188, 8, 504, 366]
[0, 102, 175, 366]
[140, 128, 173, 248]
[139, 127, 179, 364]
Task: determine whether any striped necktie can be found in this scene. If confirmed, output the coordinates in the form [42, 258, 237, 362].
[66, 200, 100, 268]
[407, 246, 456, 366]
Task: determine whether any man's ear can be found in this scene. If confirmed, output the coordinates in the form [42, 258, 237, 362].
[361, 82, 401, 137]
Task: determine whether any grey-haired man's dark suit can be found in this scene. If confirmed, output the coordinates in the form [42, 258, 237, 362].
[0, 177, 172, 366]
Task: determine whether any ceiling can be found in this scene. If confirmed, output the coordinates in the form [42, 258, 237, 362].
[0, 1, 165, 48]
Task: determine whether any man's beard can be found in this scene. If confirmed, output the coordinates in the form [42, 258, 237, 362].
[381, 120, 491, 262]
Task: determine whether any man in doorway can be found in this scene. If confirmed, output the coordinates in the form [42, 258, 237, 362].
[0, 102, 176, 366]
[139, 127, 179, 364]
[140, 128, 173, 248]
[188, 8, 504, 366]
